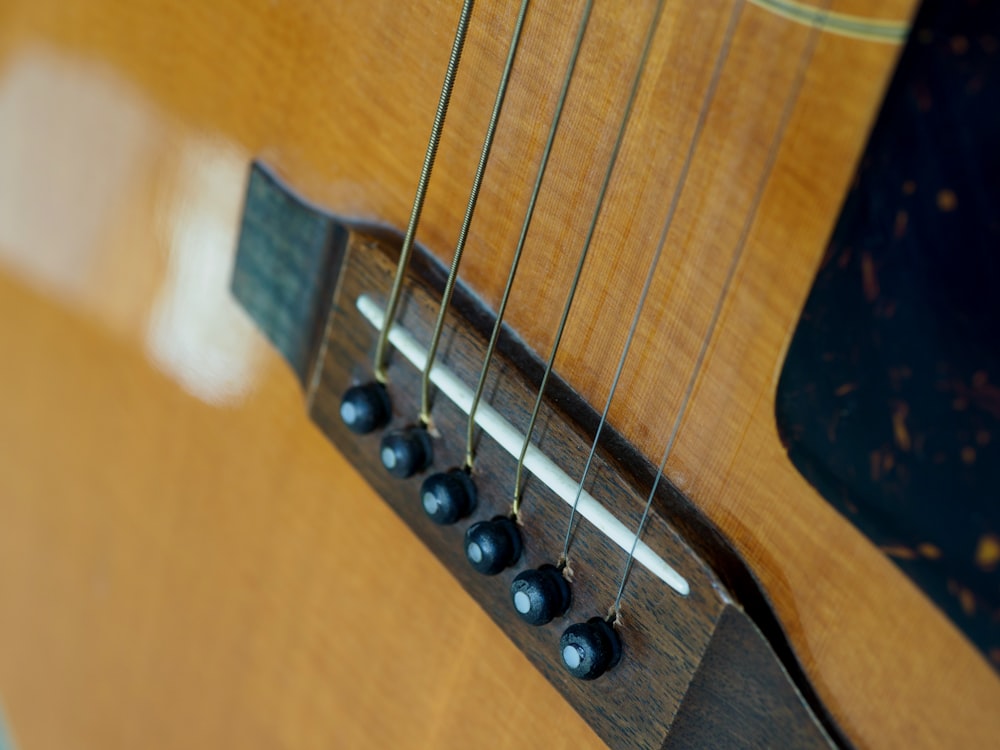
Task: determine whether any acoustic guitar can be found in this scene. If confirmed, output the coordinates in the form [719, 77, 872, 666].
[0, 0, 996, 748]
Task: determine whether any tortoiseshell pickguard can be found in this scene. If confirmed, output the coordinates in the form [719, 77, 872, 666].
[777, 0, 999, 668]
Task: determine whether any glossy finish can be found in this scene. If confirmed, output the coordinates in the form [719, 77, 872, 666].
[0, 0, 997, 748]
[778, 0, 1000, 662]
[0, 4, 599, 748]
[290, 222, 843, 748]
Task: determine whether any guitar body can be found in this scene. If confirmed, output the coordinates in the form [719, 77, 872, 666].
[0, 1, 995, 748]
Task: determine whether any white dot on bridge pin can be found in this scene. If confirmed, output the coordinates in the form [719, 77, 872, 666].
[467, 542, 483, 563]
[340, 401, 357, 425]
[562, 645, 582, 670]
[422, 491, 439, 515]
[513, 591, 531, 615]
[380, 446, 397, 470]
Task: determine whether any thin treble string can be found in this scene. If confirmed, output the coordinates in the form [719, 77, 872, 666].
[559, 0, 746, 567]
[512, 0, 667, 518]
[463, 0, 595, 470]
[418, 0, 532, 425]
[611, 6, 832, 615]
[374, 0, 476, 384]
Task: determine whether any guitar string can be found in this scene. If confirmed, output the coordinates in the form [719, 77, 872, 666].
[610, 2, 833, 616]
[373, 0, 475, 384]
[558, 0, 746, 568]
[463, 0, 595, 469]
[512, 0, 667, 518]
[418, 0, 532, 425]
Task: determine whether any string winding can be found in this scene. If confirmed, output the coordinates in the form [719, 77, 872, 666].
[419, 0, 532, 425]
[463, 0, 596, 470]
[611, 2, 834, 615]
[511, 0, 668, 518]
[374, 0, 476, 383]
[559, 0, 747, 568]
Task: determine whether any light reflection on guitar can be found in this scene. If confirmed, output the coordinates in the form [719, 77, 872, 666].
[0, 0, 996, 748]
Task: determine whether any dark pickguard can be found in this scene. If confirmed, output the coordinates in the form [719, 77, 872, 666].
[777, 0, 999, 667]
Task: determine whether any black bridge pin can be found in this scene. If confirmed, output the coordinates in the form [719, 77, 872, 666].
[559, 617, 622, 680]
[510, 564, 571, 626]
[420, 469, 476, 525]
[379, 427, 432, 479]
[339, 382, 390, 435]
[464, 516, 522, 575]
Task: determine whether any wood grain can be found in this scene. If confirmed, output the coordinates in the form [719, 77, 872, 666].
[0, 276, 602, 750]
[297, 221, 840, 749]
[0, 0, 996, 748]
